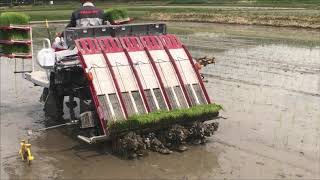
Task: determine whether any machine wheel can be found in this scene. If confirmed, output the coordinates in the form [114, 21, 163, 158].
[43, 88, 65, 121]
[40, 88, 49, 102]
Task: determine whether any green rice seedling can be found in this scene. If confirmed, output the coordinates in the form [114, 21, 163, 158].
[0, 30, 6, 40]
[10, 29, 30, 40]
[108, 104, 223, 134]
[0, 29, 30, 40]
[103, 8, 129, 22]
[1, 44, 30, 54]
[118, 8, 128, 19]
[0, 12, 30, 26]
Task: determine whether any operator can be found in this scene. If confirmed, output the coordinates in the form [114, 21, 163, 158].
[66, 0, 104, 28]
[45, 0, 105, 121]
[56, 0, 104, 42]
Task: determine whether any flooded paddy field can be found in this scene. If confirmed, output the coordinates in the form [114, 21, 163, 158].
[1, 22, 320, 179]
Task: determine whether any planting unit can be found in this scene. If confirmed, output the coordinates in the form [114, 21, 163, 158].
[24, 23, 221, 148]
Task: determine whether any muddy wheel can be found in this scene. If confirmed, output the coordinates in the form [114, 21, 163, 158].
[44, 90, 64, 121]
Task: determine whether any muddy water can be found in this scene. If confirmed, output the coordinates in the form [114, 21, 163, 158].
[1, 22, 320, 179]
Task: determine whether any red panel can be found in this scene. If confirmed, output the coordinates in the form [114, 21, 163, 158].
[123, 48, 151, 113]
[75, 38, 100, 55]
[101, 50, 129, 119]
[120, 36, 172, 110]
[143, 46, 172, 110]
[77, 51, 107, 135]
[97, 37, 123, 53]
[159, 34, 182, 49]
[182, 45, 212, 104]
[163, 46, 192, 107]
[119, 37, 143, 52]
[140, 36, 163, 50]
[160, 34, 211, 104]
[140, 35, 192, 107]
[99, 36, 152, 113]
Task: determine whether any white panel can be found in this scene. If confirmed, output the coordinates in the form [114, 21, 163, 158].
[107, 52, 139, 92]
[84, 54, 106, 67]
[169, 48, 198, 84]
[171, 86, 181, 108]
[83, 54, 116, 95]
[129, 51, 159, 89]
[190, 85, 200, 105]
[118, 66, 138, 92]
[130, 51, 149, 64]
[149, 50, 180, 87]
[106, 95, 116, 117]
[91, 68, 113, 95]
[129, 91, 139, 113]
[107, 52, 129, 66]
[151, 89, 160, 110]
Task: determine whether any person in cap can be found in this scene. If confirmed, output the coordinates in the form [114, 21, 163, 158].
[66, 0, 104, 28]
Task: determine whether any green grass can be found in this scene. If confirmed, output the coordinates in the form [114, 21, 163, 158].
[0, 44, 30, 54]
[0, 12, 30, 26]
[108, 104, 222, 134]
[20, 10, 72, 21]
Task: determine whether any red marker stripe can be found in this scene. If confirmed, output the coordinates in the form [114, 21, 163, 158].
[101, 50, 129, 119]
[182, 45, 211, 104]
[123, 48, 151, 113]
[163, 46, 192, 107]
[144, 46, 172, 110]
[75, 40, 107, 134]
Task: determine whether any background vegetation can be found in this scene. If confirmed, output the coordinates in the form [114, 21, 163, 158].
[1, 0, 319, 28]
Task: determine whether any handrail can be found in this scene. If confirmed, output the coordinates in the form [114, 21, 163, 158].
[42, 38, 51, 49]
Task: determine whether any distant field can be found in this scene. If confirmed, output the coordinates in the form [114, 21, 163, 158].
[1, 0, 320, 8]
[1, 1, 319, 28]
[169, 0, 320, 7]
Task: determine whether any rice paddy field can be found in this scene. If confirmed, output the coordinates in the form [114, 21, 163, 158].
[0, 1, 319, 179]
[0, 20, 319, 179]
[1, 1, 319, 28]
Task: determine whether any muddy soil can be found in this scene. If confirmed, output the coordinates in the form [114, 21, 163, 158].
[1, 22, 320, 179]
